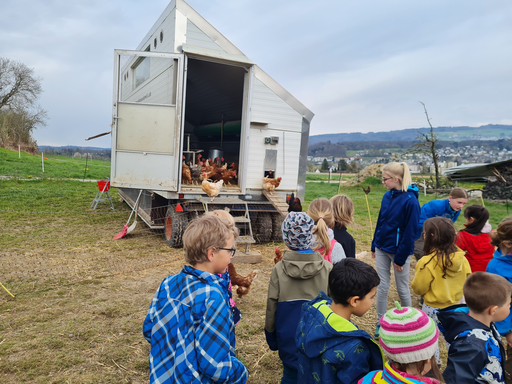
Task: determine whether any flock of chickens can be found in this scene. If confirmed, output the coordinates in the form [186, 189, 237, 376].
[182, 154, 289, 201]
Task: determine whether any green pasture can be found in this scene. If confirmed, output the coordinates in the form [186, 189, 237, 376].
[0, 147, 110, 180]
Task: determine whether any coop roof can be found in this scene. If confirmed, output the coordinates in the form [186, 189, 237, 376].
[443, 158, 512, 178]
[136, 0, 314, 123]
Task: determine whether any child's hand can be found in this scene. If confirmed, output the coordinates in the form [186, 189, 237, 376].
[506, 333, 512, 348]
[394, 263, 403, 272]
[371, 252, 375, 259]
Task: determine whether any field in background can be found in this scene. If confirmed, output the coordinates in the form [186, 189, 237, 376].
[0, 148, 110, 180]
[1, 149, 510, 383]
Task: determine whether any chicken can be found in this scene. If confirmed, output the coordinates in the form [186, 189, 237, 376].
[262, 176, 282, 194]
[274, 247, 284, 264]
[228, 263, 259, 298]
[202, 174, 224, 201]
[182, 161, 192, 184]
[362, 185, 371, 195]
[287, 193, 302, 213]
[219, 169, 237, 185]
[190, 164, 202, 184]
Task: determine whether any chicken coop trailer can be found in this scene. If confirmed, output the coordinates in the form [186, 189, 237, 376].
[110, 0, 313, 257]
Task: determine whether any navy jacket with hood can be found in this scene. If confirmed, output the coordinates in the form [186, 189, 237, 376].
[487, 248, 512, 336]
[436, 304, 506, 384]
[296, 292, 383, 384]
[371, 185, 420, 266]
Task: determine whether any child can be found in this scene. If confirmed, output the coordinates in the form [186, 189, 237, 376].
[265, 211, 332, 384]
[207, 209, 241, 326]
[308, 197, 346, 263]
[457, 205, 494, 273]
[372, 162, 420, 334]
[414, 187, 468, 260]
[330, 194, 356, 258]
[296, 258, 383, 384]
[436, 272, 512, 384]
[359, 303, 442, 384]
[143, 215, 248, 383]
[411, 217, 471, 363]
[486, 216, 512, 383]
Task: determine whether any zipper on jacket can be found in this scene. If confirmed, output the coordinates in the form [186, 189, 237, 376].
[396, 228, 400, 247]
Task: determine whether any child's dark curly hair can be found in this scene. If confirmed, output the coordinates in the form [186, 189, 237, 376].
[422, 217, 458, 278]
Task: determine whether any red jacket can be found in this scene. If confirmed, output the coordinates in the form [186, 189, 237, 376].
[456, 231, 494, 273]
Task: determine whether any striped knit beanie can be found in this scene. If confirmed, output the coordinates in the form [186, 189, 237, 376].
[281, 212, 314, 250]
[379, 302, 439, 364]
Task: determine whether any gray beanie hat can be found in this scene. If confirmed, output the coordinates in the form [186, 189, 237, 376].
[281, 212, 314, 250]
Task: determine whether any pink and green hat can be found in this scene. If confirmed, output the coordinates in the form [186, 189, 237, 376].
[379, 302, 439, 364]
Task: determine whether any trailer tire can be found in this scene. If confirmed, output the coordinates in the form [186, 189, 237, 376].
[164, 206, 189, 248]
[255, 213, 272, 244]
[271, 214, 284, 242]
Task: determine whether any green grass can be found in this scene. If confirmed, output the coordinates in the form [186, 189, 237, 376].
[0, 147, 111, 180]
[306, 173, 354, 181]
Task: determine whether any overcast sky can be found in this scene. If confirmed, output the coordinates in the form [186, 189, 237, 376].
[1, 0, 511, 147]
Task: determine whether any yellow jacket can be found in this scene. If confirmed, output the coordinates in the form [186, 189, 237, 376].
[411, 247, 471, 308]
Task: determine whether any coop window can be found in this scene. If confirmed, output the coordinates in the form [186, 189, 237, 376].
[133, 46, 151, 88]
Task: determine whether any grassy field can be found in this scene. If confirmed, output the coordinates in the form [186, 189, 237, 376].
[0, 148, 110, 180]
[1, 149, 511, 383]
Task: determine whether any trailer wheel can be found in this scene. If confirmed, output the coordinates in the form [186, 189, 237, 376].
[255, 213, 272, 244]
[164, 206, 189, 248]
[271, 214, 284, 242]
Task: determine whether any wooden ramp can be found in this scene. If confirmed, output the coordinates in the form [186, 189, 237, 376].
[262, 190, 289, 217]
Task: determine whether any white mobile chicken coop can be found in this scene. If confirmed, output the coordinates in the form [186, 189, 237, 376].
[110, 0, 313, 255]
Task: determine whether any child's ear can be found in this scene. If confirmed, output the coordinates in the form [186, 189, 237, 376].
[206, 248, 215, 262]
[348, 296, 360, 308]
[488, 305, 499, 316]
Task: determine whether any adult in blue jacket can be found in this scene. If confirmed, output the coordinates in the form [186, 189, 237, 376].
[371, 162, 420, 333]
[413, 187, 468, 260]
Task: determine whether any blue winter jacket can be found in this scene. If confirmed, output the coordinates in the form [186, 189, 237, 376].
[436, 304, 506, 384]
[487, 249, 512, 336]
[416, 198, 461, 239]
[296, 292, 384, 384]
[371, 185, 420, 266]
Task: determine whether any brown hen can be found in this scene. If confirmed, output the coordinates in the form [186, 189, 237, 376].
[274, 247, 284, 264]
[228, 263, 259, 298]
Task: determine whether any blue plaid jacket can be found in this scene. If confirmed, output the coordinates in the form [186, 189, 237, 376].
[143, 265, 248, 384]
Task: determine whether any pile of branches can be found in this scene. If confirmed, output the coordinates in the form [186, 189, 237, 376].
[483, 164, 512, 200]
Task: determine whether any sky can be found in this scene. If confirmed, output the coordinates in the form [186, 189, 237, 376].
[1, 0, 511, 147]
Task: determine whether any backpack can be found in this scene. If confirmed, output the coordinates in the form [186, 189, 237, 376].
[318, 238, 337, 263]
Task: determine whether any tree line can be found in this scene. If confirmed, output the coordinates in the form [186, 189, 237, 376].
[0, 57, 47, 154]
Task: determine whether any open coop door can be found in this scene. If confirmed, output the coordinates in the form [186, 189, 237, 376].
[110, 49, 184, 191]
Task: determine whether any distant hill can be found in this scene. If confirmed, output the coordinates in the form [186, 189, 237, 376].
[308, 124, 512, 145]
[38, 145, 110, 151]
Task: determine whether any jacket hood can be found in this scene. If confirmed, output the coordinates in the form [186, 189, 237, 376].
[492, 248, 512, 265]
[436, 304, 490, 343]
[391, 184, 419, 199]
[281, 250, 328, 279]
[297, 292, 374, 358]
[425, 248, 467, 277]
[310, 228, 334, 249]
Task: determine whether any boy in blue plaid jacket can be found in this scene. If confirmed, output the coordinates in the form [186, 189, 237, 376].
[143, 214, 248, 384]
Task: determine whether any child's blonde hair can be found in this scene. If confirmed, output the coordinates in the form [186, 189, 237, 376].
[330, 195, 354, 228]
[381, 162, 412, 191]
[183, 214, 238, 265]
[307, 198, 334, 254]
[491, 216, 512, 249]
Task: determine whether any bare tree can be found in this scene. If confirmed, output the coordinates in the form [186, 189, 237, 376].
[408, 102, 441, 188]
[0, 57, 46, 150]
